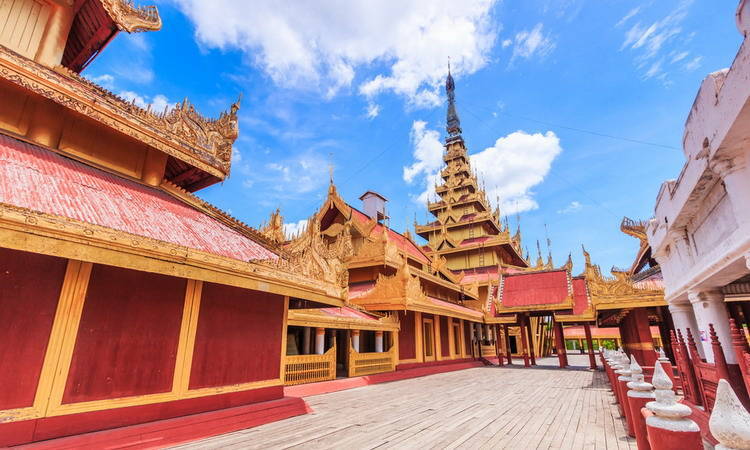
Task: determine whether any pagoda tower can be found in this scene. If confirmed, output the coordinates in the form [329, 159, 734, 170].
[415, 70, 527, 273]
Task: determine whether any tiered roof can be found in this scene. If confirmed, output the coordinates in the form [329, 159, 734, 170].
[414, 73, 526, 274]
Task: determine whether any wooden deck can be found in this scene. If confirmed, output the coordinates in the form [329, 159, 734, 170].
[173, 359, 635, 449]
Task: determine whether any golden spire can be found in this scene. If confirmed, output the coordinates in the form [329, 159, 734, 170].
[562, 252, 573, 272]
[536, 240, 543, 267]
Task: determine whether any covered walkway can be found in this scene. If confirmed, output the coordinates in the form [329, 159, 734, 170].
[174, 358, 634, 449]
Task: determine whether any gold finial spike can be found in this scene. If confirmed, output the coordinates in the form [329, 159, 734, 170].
[328, 152, 334, 185]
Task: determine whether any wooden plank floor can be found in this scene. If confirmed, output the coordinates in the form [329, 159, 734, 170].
[173, 356, 635, 450]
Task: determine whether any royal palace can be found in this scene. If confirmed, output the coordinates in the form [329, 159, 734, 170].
[2, 1, 750, 448]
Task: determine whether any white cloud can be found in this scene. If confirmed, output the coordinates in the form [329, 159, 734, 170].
[510, 23, 556, 66]
[119, 91, 174, 113]
[670, 50, 689, 63]
[616, 7, 641, 27]
[403, 122, 563, 214]
[174, 0, 499, 107]
[403, 120, 445, 203]
[263, 152, 329, 194]
[684, 56, 703, 71]
[366, 103, 380, 119]
[619, 1, 696, 81]
[283, 219, 309, 239]
[471, 131, 562, 214]
[557, 201, 582, 214]
[501, 39, 512, 48]
[86, 73, 115, 90]
[643, 60, 663, 79]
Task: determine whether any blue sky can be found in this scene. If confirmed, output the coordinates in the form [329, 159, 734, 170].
[86, 0, 741, 273]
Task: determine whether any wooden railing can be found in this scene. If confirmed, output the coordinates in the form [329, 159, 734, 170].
[284, 344, 337, 386]
[481, 344, 497, 358]
[348, 345, 396, 377]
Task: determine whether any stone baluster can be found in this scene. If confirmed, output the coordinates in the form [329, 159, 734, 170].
[610, 352, 626, 408]
[657, 347, 676, 390]
[604, 349, 617, 391]
[627, 357, 655, 450]
[645, 361, 702, 450]
[709, 379, 750, 450]
[730, 318, 750, 397]
[616, 354, 636, 437]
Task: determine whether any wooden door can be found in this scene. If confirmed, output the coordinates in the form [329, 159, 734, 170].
[423, 318, 436, 362]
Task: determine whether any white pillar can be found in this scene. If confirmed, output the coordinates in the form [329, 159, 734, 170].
[669, 302, 705, 358]
[484, 324, 491, 342]
[352, 330, 361, 352]
[375, 331, 384, 352]
[302, 327, 311, 355]
[478, 323, 484, 341]
[315, 327, 325, 355]
[688, 290, 735, 363]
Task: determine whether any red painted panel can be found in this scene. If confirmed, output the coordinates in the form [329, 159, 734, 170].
[189, 283, 284, 389]
[398, 311, 416, 360]
[63, 265, 186, 403]
[0, 385, 284, 447]
[440, 316, 450, 357]
[0, 248, 67, 410]
[501, 270, 570, 306]
[0, 134, 277, 262]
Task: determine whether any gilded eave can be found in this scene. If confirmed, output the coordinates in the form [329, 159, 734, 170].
[100, 0, 162, 33]
[287, 308, 400, 331]
[0, 202, 347, 306]
[0, 45, 235, 180]
[581, 248, 666, 311]
[352, 260, 483, 322]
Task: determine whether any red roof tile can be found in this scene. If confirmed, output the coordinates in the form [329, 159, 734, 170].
[460, 236, 492, 246]
[348, 281, 376, 299]
[351, 208, 429, 264]
[0, 134, 277, 262]
[571, 278, 589, 315]
[500, 270, 570, 307]
[320, 307, 380, 321]
[427, 297, 483, 319]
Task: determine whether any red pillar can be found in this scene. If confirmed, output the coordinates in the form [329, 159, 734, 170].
[504, 324, 513, 365]
[554, 320, 568, 368]
[584, 323, 597, 370]
[519, 318, 531, 367]
[526, 315, 537, 366]
[621, 309, 657, 366]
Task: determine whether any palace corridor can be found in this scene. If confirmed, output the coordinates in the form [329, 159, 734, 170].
[175, 356, 636, 449]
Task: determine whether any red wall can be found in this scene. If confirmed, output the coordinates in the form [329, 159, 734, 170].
[63, 265, 186, 403]
[398, 311, 416, 360]
[464, 321, 473, 355]
[0, 248, 67, 410]
[440, 316, 450, 357]
[189, 283, 284, 389]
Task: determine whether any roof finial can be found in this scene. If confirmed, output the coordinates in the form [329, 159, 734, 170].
[446, 59, 462, 139]
[328, 152, 334, 185]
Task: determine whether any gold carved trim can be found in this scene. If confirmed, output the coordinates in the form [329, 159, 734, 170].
[0, 202, 346, 304]
[100, 0, 162, 33]
[0, 45, 237, 179]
